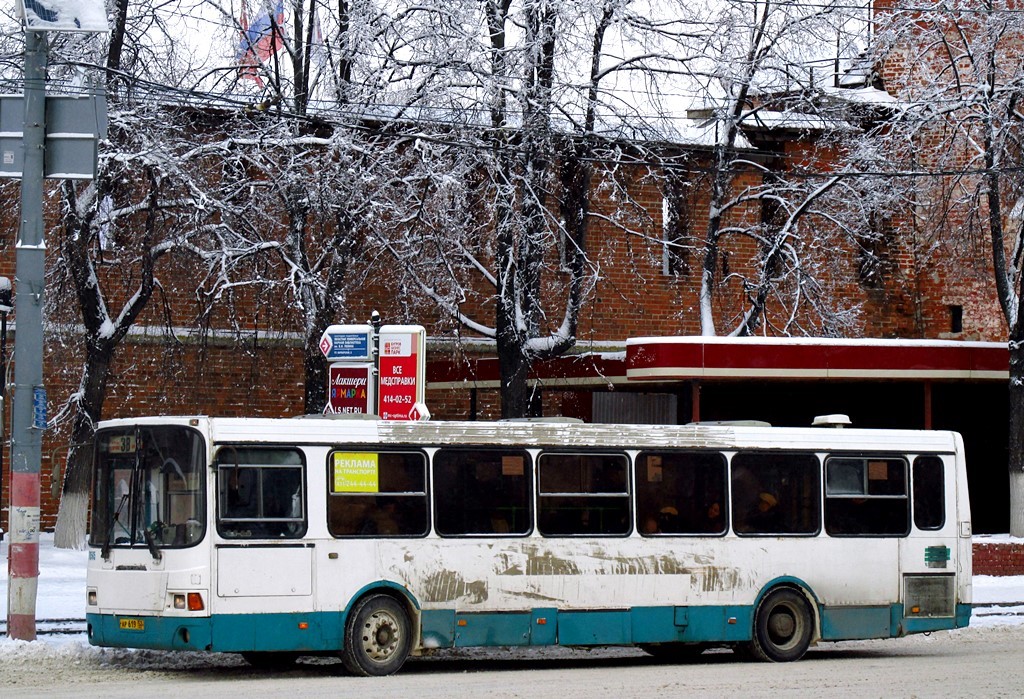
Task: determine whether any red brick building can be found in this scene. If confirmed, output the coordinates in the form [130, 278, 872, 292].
[0, 8, 1015, 534]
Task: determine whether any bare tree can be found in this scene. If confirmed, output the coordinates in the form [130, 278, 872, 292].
[661, 0, 875, 337]
[868, 0, 1024, 533]
[23, 2, 252, 547]
[201, 0, 453, 413]
[50, 124, 235, 547]
[377, 1, 654, 417]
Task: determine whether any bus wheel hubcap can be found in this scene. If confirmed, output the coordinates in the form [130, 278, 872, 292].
[362, 611, 400, 660]
[769, 609, 796, 644]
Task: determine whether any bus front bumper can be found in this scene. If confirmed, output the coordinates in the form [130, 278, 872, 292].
[87, 613, 213, 652]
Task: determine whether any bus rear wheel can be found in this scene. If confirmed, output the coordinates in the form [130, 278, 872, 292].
[749, 588, 814, 662]
[341, 594, 412, 676]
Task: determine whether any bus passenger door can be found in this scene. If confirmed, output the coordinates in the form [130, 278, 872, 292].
[210, 447, 319, 652]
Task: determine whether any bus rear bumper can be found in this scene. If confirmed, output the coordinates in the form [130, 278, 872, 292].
[895, 602, 972, 636]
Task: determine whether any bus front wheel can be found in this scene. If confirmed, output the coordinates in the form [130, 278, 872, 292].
[748, 588, 814, 662]
[341, 593, 412, 676]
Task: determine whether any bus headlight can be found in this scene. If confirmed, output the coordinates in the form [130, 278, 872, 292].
[173, 592, 205, 611]
[87, 588, 97, 607]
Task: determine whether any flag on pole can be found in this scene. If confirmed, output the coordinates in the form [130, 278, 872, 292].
[237, 1, 287, 87]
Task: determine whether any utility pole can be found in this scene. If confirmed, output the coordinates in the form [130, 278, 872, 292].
[4, 1, 107, 641]
[6, 28, 46, 642]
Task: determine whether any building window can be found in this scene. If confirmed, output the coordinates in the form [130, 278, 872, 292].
[858, 211, 894, 289]
[661, 173, 691, 276]
[949, 305, 963, 334]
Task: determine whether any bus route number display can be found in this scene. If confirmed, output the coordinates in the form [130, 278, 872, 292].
[107, 434, 137, 454]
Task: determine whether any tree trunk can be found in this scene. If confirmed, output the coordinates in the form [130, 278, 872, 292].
[1009, 337, 1024, 536]
[496, 334, 539, 419]
[304, 326, 328, 415]
[54, 174, 160, 548]
[53, 343, 113, 549]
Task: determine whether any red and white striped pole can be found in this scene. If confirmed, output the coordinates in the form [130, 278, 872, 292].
[7, 472, 40, 640]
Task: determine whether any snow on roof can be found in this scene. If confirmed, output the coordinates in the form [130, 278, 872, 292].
[818, 85, 899, 108]
[741, 109, 857, 133]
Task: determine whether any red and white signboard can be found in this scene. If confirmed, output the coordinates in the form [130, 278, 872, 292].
[325, 363, 374, 415]
[377, 325, 426, 421]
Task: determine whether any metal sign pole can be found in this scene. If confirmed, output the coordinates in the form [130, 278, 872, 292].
[6, 28, 47, 641]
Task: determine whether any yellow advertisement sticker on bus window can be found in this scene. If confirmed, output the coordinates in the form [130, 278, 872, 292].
[333, 452, 379, 493]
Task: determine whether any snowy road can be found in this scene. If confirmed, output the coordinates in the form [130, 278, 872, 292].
[2, 625, 1024, 697]
[4, 536, 1024, 695]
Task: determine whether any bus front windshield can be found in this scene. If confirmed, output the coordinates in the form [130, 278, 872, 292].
[90, 425, 206, 555]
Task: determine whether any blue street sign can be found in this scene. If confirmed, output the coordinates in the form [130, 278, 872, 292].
[319, 324, 373, 361]
[326, 333, 368, 359]
[32, 385, 46, 429]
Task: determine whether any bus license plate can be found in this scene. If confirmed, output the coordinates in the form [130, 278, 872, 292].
[119, 618, 145, 631]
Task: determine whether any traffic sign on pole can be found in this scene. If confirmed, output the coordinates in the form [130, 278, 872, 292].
[377, 325, 426, 421]
[319, 324, 372, 362]
[16, 0, 109, 32]
[0, 92, 107, 180]
[325, 363, 374, 415]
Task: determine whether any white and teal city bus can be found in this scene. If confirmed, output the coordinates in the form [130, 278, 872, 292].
[85, 415, 972, 675]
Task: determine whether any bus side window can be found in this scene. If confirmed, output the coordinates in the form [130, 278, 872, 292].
[216, 448, 307, 539]
[636, 451, 727, 536]
[824, 457, 909, 537]
[537, 452, 630, 537]
[327, 451, 428, 537]
[433, 448, 532, 536]
[913, 456, 945, 530]
[731, 451, 820, 536]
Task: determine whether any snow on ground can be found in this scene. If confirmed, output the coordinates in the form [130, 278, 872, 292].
[1, 534, 1023, 662]
[1, 539, 91, 620]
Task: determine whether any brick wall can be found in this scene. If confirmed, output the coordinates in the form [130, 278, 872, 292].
[0, 88, 1012, 532]
[973, 542, 1024, 577]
